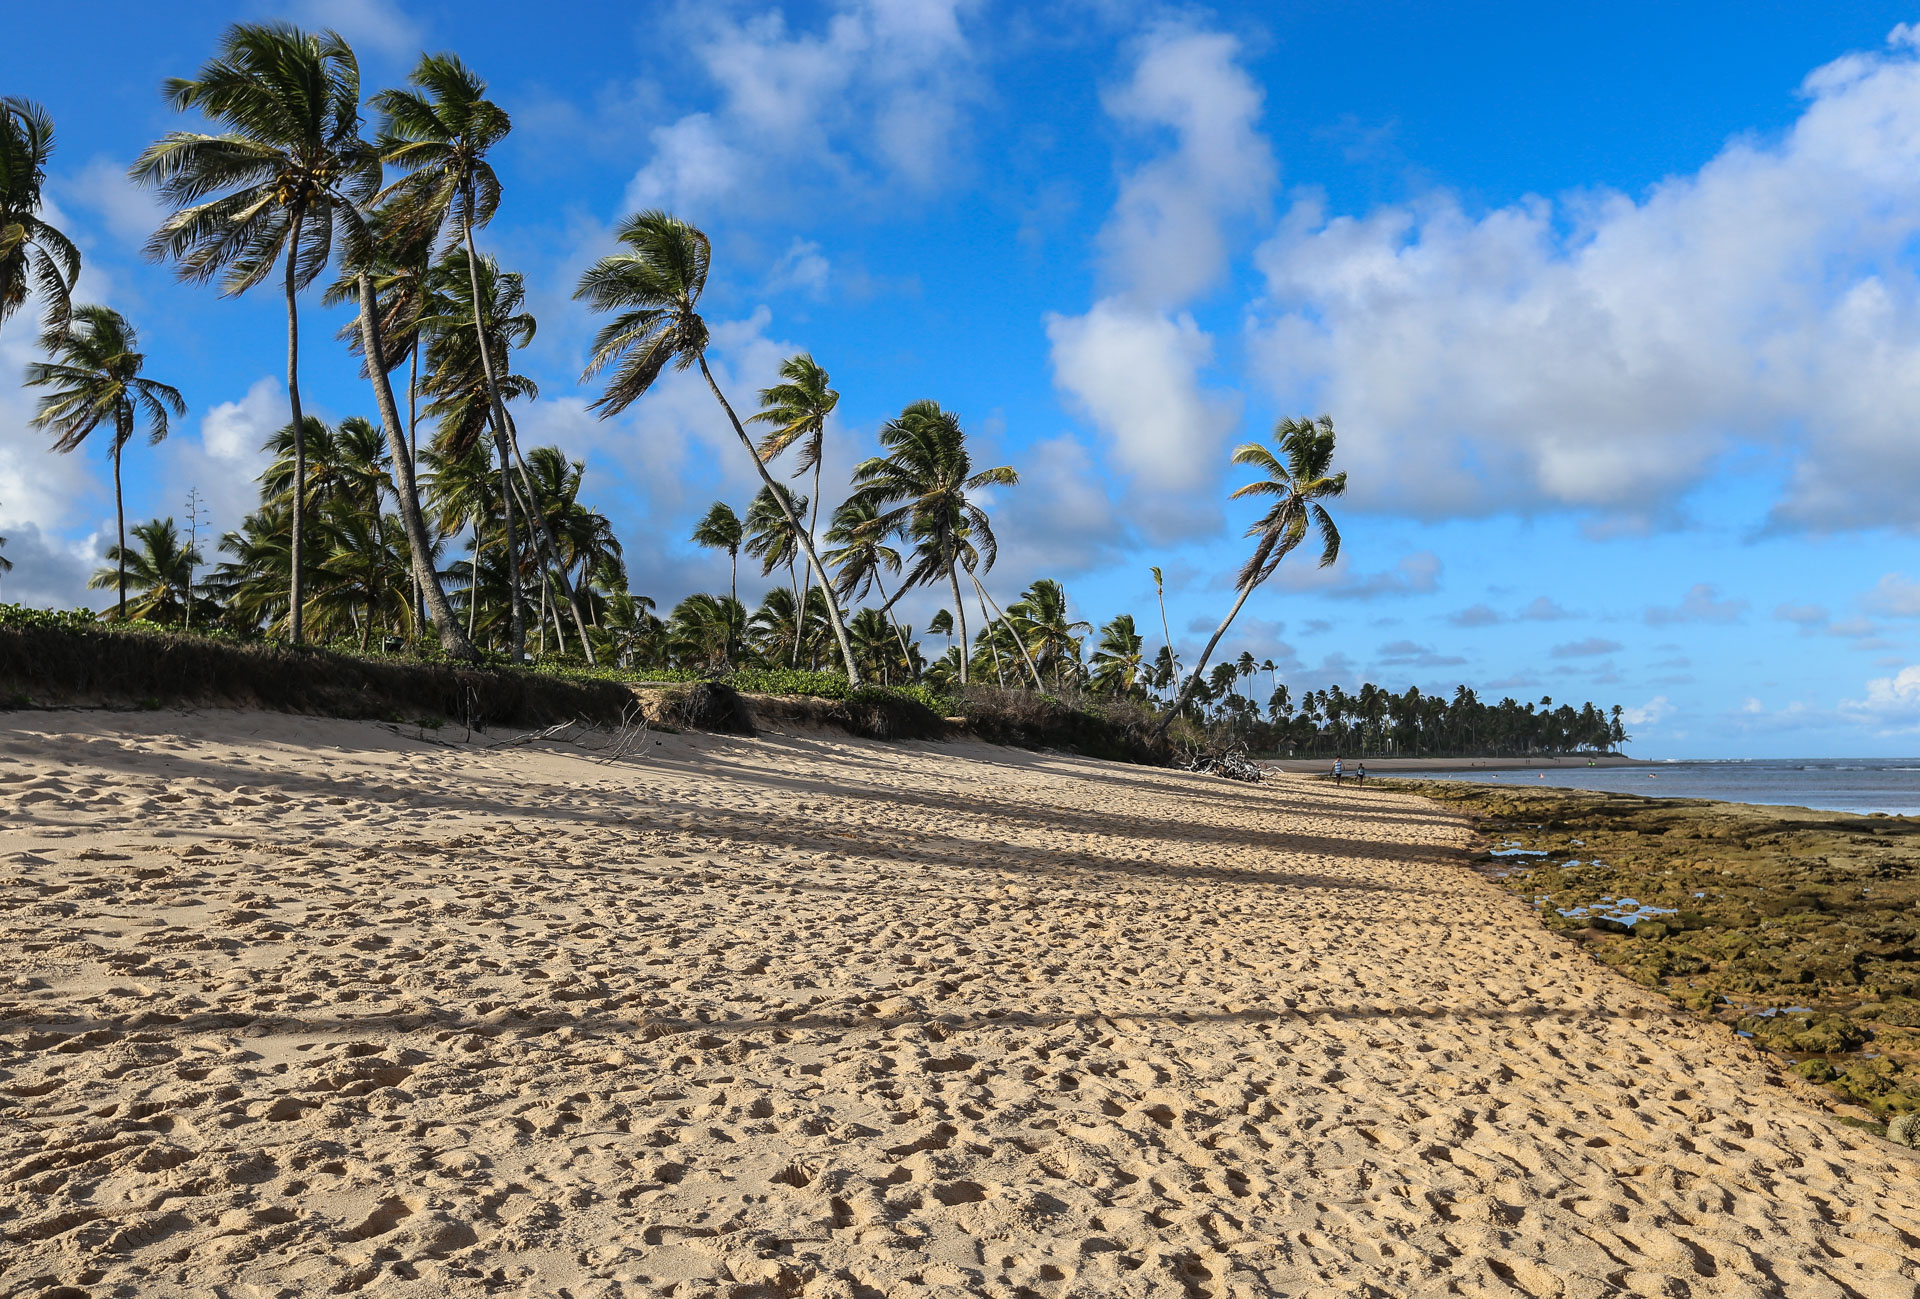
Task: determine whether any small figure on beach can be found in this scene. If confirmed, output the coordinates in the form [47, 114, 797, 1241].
[1355, 763, 1367, 784]
[1333, 756, 1344, 783]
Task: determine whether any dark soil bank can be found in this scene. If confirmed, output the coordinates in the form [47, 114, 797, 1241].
[1396, 780, 1920, 1121]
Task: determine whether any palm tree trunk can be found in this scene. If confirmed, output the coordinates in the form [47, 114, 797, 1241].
[461, 224, 524, 661]
[698, 356, 862, 685]
[969, 570, 1045, 690]
[872, 571, 915, 671]
[1154, 579, 1260, 742]
[467, 528, 479, 642]
[352, 268, 478, 661]
[501, 407, 596, 663]
[787, 556, 802, 667]
[1155, 586, 1179, 701]
[972, 582, 1005, 685]
[947, 564, 969, 685]
[111, 430, 126, 621]
[537, 570, 549, 656]
[284, 216, 306, 645]
[408, 339, 422, 641]
[729, 548, 738, 608]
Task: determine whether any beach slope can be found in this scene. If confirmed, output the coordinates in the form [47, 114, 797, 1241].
[1, 711, 1914, 1298]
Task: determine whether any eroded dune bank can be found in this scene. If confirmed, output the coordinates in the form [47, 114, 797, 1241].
[1, 711, 1914, 1298]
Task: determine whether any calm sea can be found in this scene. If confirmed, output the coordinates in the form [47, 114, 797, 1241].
[1393, 758, 1920, 816]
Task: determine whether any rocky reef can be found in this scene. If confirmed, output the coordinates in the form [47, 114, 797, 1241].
[1394, 781, 1920, 1123]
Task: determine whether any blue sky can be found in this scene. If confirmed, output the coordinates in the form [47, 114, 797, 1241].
[7, 1, 1920, 757]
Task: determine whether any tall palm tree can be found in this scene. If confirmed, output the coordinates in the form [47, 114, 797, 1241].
[132, 21, 380, 645]
[90, 518, 201, 623]
[573, 210, 861, 682]
[414, 247, 559, 658]
[1156, 415, 1346, 740]
[0, 97, 80, 336]
[1149, 565, 1180, 700]
[848, 399, 1017, 686]
[751, 353, 838, 617]
[324, 206, 437, 637]
[25, 306, 185, 619]
[375, 54, 597, 663]
[0, 531, 11, 597]
[691, 501, 743, 606]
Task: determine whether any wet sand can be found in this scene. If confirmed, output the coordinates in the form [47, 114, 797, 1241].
[1, 710, 1915, 1298]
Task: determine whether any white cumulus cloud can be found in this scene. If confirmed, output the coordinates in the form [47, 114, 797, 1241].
[624, 0, 976, 217]
[1250, 26, 1920, 530]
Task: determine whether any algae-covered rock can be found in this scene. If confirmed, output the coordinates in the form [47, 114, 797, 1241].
[1735, 1012, 1868, 1055]
[1889, 1113, 1920, 1148]
[1792, 1058, 1839, 1084]
[1405, 779, 1920, 1116]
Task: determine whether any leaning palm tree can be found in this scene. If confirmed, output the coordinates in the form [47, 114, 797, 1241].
[573, 210, 861, 682]
[25, 306, 185, 620]
[132, 21, 381, 645]
[0, 97, 81, 336]
[848, 399, 1018, 686]
[751, 352, 837, 612]
[690, 501, 743, 606]
[1155, 415, 1346, 740]
[90, 518, 201, 623]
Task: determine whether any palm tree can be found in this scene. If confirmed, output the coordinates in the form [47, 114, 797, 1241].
[1156, 415, 1346, 740]
[751, 353, 838, 619]
[848, 399, 1018, 686]
[323, 206, 448, 646]
[691, 501, 743, 606]
[744, 483, 809, 666]
[1008, 579, 1089, 688]
[0, 532, 11, 596]
[573, 210, 861, 681]
[1089, 614, 1145, 696]
[90, 518, 201, 622]
[132, 21, 380, 646]
[376, 59, 585, 662]
[669, 592, 747, 672]
[823, 495, 914, 668]
[1149, 565, 1180, 700]
[25, 306, 185, 620]
[0, 97, 80, 335]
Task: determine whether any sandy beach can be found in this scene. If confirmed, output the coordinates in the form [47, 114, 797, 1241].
[2, 710, 1916, 1299]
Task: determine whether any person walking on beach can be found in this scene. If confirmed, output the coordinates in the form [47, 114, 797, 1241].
[1333, 756, 1344, 784]
[1355, 762, 1366, 784]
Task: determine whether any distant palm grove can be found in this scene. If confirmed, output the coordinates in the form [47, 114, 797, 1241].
[0, 25, 1626, 758]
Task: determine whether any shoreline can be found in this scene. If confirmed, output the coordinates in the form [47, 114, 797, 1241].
[3, 710, 1914, 1295]
[1264, 752, 1649, 772]
[1389, 777, 1920, 1124]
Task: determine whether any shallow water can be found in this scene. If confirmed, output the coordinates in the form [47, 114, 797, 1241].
[1396, 757, 1920, 816]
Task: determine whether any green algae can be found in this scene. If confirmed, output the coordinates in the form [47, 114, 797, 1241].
[1394, 780, 1920, 1118]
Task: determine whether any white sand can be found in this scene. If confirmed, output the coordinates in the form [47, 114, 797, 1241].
[1, 709, 1915, 1299]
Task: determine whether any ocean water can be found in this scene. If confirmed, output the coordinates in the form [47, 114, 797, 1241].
[1392, 758, 1920, 816]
